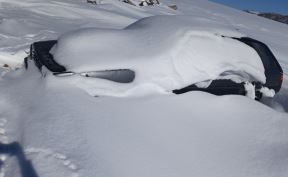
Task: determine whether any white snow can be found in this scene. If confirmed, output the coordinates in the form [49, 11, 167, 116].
[260, 87, 276, 98]
[244, 82, 256, 99]
[0, 0, 288, 177]
[1, 69, 288, 177]
[52, 15, 265, 96]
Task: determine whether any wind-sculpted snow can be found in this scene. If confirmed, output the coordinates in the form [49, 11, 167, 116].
[0, 0, 288, 177]
[0, 69, 288, 177]
[52, 15, 265, 96]
[0, 0, 167, 68]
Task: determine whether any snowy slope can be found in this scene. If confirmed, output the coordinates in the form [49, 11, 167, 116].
[0, 0, 288, 177]
[1, 70, 288, 177]
[0, 0, 179, 68]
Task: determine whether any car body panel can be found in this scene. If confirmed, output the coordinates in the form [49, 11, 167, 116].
[24, 36, 283, 98]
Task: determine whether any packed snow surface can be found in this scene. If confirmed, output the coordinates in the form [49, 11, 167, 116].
[0, 0, 288, 177]
[1, 69, 288, 177]
[52, 15, 265, 96]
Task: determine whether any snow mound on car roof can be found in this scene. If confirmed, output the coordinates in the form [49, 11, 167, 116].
[52, 15, 265, 96]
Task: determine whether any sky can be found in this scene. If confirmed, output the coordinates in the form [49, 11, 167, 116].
[210, 0, 288, 15]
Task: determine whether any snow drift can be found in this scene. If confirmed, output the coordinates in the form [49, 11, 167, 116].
[1, 68, 288, 177]
[0, 0, 288, 177]
[52, 15, 265, 96]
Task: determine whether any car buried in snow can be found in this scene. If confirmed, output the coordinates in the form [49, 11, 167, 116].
[24, 16, 283, 100]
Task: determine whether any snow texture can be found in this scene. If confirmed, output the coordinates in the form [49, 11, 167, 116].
[52, 15, 265, 96]
[0, 0, 288, 177]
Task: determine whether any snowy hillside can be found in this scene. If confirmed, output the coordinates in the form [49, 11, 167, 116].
[0, 0, 288, 177]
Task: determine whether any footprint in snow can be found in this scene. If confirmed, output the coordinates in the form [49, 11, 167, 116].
[0, 118, 8, 177]
[25, 148, 80, 177]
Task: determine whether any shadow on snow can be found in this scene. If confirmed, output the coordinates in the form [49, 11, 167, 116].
[0, 142, 39, 177]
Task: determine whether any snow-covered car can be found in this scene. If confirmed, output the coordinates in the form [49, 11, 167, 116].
[24, 16, 283, 99]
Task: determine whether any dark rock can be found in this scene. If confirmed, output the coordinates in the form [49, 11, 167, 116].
[169, 5, 177, 10]
[87, 0, 97, 5]
[3, 64, 9, 68]
[244, 10, 288, 25]
[122, 0, 160, 7]
[258, 13, 288, 24]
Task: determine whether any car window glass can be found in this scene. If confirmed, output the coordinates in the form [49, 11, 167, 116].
[80, 69, 135, 83]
